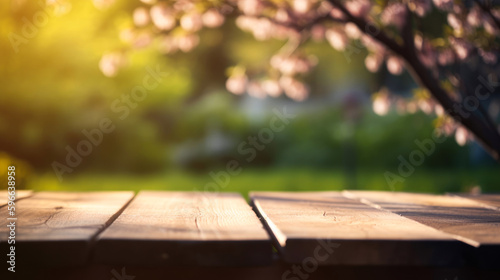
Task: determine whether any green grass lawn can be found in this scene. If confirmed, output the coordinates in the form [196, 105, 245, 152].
[26, 167, 499, 199]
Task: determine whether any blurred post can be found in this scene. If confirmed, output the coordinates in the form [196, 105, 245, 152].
[341, 91, 364, 189]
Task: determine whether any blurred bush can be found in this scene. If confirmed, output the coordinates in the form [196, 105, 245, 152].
[0, 152, 31, 190]
[0, 0, 488, 181]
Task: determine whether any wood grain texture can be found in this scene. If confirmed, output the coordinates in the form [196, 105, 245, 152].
[251, 191, 464, 266]
[0, 190, 33, 207]
[451, 193, 500, 211]
[0, 191, 135, 266]
[346, 191, 500, 268]
[94, 191, 272, 266]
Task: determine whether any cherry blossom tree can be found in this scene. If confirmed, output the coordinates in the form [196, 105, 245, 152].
[99, 0, 500, 160]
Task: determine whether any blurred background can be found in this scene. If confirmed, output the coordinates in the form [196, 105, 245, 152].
[1, 0, 498, 195]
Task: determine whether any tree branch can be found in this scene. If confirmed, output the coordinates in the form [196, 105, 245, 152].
[401, 6, 415, 53]
[327, 0, 500, 159]
[327, 0, 405, 55]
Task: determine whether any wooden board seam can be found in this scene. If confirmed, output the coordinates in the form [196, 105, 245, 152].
[87, 192, 138, 263]
[343, 190, 481, 248]
[0, 190, 34, 209]
[447, 193, 500, 212]
[251, 199, 287, 248]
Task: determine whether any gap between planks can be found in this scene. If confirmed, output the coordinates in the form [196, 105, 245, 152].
[86, 191, 138, 263]
[0, 190, 33, 208]
[343, 190, 500, 268]
[93, 191, 273, 266]
[0, 191, 136, 266]
[250, 191, 465, 266]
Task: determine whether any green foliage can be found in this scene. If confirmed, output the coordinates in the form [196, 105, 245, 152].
[1, 0, 495, 189]
[0, 0, 192, 171]
[27, 167, 500, 196]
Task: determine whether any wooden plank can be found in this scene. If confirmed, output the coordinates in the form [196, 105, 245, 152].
[250, 191, 464, 266]
[451, 193, 500, 211]
[345, 191, 500, 268]
[94, 191, 272, 266]
[0, 190, 33, 207]
[0, 191, 135, 266]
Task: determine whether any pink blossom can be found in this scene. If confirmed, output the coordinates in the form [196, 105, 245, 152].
[252, 18, 274, 40]
[436, 118, 456, 137]
[150, 3, 176, 31]
[176, 34, 199, 52]
[158, 36, 178, 54]
[372, 92, 390, 116]
[361, 34, 384, 53]
[238, 0, 264, 16]
[261, 79, 282, 97]
[310, 24, 325, 41]
[275, 9, 290, 23]
[409, 0, 431, 17]
[173, 0, 195, 12]
[247, 81, 266, 98]
[484, 17, 499, 36]
[450, 38, 472, 60]
[235, 15, 254, 30]
[271, 55, 314, 75]
[119, 28, 135, 43]
[418, 99, 433, 114]
[293, 0, 311, 14]
[180, 12, 203, 32]
[133, 7, 150, 27]
[365, 53, 383, 72]
[329, 7, 346, 20]
[317, 1, 334, 16]
[455, 126, 469, 146]
[382, 3, 407, 30]
[467, 5, 482, 27]
[406, 101, 418, 114]
[418, 39, 436, 68]
[279, 76, 308, 101]
[133, 32, 152, 48]
[93, 0, 115, 10]
[345, 0, 371, 18]
[99, 52, 126, 77]
[479, 49, 498, 65]
[435, 105, 444, 116]
[345, 22, 361, 39]
[226, 74, 248, 95]
[202, 9, 225, 28]
[236, 16, 275, 40]
[274, 25, 298, 40]
[432, 0, 454, 11]
[492, 9, 500, 20]
[396, 99, 407, 114]
[140, 0, 156, 4]
[270, 54, 285, 69]
[447, 13, 462, 30]
[386, 55, 404, 75]
[326, 28, 348, 51]
[437, 48, 455, 65]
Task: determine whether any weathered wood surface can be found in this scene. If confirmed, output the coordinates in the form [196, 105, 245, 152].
[0, 191, 134, 266]
[345, 191, 500, 267]
[2, 190, 500, 271]
[451, 193, 500, 211]
[0, 190, 33, 207]
[94, 191, 272, 266]
[251, 191, 464, 266]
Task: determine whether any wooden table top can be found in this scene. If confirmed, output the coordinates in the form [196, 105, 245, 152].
[1, 190, 499, 269]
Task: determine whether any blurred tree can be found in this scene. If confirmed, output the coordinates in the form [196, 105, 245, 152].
[112, 0, 500, 160]
[0, 0, 193, 171]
